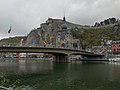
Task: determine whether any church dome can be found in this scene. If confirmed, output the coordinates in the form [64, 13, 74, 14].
[61, 22, 67, 30]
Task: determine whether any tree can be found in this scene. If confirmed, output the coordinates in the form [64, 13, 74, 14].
[104, 19, 110, 25]
[94, 22, 100, 27]
[109, 18, 116, 24]
[100, 21, 104, 26]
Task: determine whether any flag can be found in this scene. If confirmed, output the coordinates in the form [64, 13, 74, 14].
[8, 25, 12, 33]
[50, 36, 53, 41]
[59, 43, 62, 47]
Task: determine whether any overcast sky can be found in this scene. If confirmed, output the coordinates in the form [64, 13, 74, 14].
[0, 0, 120, 39]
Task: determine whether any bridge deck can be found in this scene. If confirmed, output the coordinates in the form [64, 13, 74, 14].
[0, 46, 103, 57]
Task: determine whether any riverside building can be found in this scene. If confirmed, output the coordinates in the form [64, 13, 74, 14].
[111, 41, 120, 56]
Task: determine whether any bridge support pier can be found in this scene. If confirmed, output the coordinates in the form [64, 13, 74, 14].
[53, 54, 69, 63]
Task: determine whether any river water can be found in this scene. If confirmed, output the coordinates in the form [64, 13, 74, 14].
[0, 59, 120, 90]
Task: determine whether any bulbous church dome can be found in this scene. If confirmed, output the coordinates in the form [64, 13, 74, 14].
[61, 23, 67, 30]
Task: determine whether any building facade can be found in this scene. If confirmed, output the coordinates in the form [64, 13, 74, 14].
[112, 41, 120, 55]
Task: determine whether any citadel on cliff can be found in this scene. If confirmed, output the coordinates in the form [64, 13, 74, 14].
[25, 16, 82, 50]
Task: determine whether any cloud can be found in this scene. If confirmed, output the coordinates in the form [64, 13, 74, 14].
[0, 0, 120, 39]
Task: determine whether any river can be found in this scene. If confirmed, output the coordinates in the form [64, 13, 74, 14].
[0, 59, 120, 90]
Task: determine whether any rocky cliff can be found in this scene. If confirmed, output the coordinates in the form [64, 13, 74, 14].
[25, 18, 89, 46]
[25, 17, 120, 47]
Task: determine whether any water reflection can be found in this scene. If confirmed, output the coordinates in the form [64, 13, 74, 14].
[1, 60, 120, 90]
[0, 59, 53, 75]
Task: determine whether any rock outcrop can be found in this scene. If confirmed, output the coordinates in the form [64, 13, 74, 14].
[25, 18, 89, 46]
[25, 17, 120, 47]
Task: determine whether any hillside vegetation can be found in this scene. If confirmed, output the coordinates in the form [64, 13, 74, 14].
[72, 25, 120, 47]
[0, 36, 27, 46]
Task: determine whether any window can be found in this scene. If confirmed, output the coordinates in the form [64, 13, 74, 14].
[112, 45, 116, 47]
[114, 49, 116, 52]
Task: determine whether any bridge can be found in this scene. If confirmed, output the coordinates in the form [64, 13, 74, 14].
[0, 46, 104, 62]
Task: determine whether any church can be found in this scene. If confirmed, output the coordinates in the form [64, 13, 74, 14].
[42, 16, 81, 50]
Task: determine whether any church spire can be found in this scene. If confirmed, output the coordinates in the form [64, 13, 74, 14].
[63, 12, 66, 21]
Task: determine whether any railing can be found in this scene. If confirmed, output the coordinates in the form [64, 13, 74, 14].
[0, 45, 83, 50]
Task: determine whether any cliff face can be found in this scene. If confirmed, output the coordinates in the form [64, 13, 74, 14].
[25, 18, 120, 47]
[25, 18, 87, 46]
[25, 29, 43, 46]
